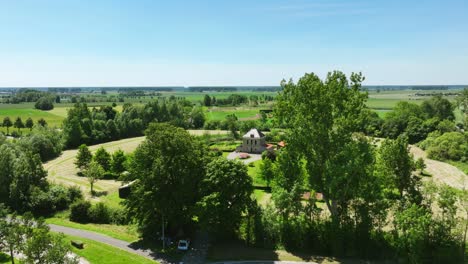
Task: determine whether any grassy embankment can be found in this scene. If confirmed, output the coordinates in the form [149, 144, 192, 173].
[63, 234, 158, 264]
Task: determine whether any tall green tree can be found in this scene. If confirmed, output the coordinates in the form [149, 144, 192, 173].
[196, 158, 253, 237]
[203, 94, 211, 106]
[275, 71, 369, 222]
[259, 158, 274, 187]
[25, 117, 34, 131]
[111, 149, 127, 175]
[93, 147, 111, 172]
[74, 144, 92, 171]
[2, 117, 12, 135]
[421, 95, 455, 121]
[37, 118, 47, 127]
[124, 123, 209, 236]
[376, 136, 419, 201]
[84, 161, 104, 194]
[13, 117, 24, 133]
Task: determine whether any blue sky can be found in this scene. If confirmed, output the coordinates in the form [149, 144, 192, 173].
[0, 0, 467, 86]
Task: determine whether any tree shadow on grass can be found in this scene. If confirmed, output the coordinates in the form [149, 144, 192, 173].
[207, 241, 395, 264]
[128, 239, 182, 263]
[91, 190, 108, 197]
[0, 252, 12, 263]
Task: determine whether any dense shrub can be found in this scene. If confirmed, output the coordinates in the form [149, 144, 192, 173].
[70, 200, 92, 223]
[89, 202, 110, 224]
[28, 184, 81, 216]
[35, 96, 54, 110]
[67, 186, 83, 203]
[420, 132, 468, 161]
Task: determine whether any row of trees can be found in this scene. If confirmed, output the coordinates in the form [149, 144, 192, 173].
[1, 117, 47, 135]
[62, 100, 206, 148]
[203, 94, 274, 107]
[75, 144, 128, 194]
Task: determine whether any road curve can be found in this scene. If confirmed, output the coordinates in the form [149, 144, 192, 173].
[49, 224, 169, 263]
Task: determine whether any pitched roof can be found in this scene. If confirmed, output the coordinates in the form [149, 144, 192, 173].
[243, 128, 265, 139]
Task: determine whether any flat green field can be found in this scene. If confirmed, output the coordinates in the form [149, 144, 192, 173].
[206, 107, 263, 121]
[0, 107, 64, 133]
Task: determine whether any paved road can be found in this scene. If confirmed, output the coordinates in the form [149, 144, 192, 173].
[226, 152, 262, 164]
[49, 224, 171, 264]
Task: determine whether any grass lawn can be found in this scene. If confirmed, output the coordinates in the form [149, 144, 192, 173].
[0, 107, 64, 133]
[46, 211, 139, 242]
[206, 107, 263, 121]
[247, 159, 267, 186]
[0, 253, 20, 264]
[62, 234, 158, 264]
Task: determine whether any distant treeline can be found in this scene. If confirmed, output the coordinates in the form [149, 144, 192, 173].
[189, 86, 281, 92]
[364, 85, 466, 90]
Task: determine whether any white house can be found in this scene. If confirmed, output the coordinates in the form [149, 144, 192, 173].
[236, 128, 267, 154]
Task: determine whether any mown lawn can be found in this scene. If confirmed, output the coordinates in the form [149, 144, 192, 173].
[46, 213, 139, 242]
[247, 159, 267, 186]
[63, 234, 158, 264]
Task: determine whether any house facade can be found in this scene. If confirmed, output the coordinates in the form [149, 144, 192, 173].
[236, 128, 267, 153]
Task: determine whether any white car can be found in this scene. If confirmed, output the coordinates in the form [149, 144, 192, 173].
[177, 239, 190, 251]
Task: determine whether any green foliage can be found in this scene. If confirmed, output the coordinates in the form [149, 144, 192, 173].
[275, 71, 369, 222]
[34, 96, 54, 110]
[111, 149, 127, 175]
[84, 161, 104, 194]
[225, 113, 239, 139]
[13, 117, 24, 132]
[74, 144, 92, 170]
[93, 147, 111, 171]
[196, 158, 253, 237]
[0, 213, 78, 264]
[259, 158, 274, 187]
[0, 143, 48, 212]
[393, 204, 432, 263]
[37, 117, 47, 127]
[2, 117, 12, 134]
[415, 157, 426, 173]
[18, 126, 63, 161]
[203, 94, 212, 106]
[382, 101, 424, 139]
[421, 95, 455, 121]
[124, 123, 210, 236]
[70, 200, 92, 223]
[25, 117, 34, 131]
[376, 136, 419, 201]
[422, 132, 468, 161]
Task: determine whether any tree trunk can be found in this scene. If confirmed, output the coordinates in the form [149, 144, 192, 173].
[9, 246, 15, 264]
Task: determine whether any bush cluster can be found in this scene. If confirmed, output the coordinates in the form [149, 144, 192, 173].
[70, 200, 128, 225]
[30, 185, 83, 216]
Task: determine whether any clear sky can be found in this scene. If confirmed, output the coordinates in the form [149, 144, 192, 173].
[0, 0, 467, 86]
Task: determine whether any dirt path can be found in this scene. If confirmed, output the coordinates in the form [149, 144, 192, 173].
[409, 145, 467, 189]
